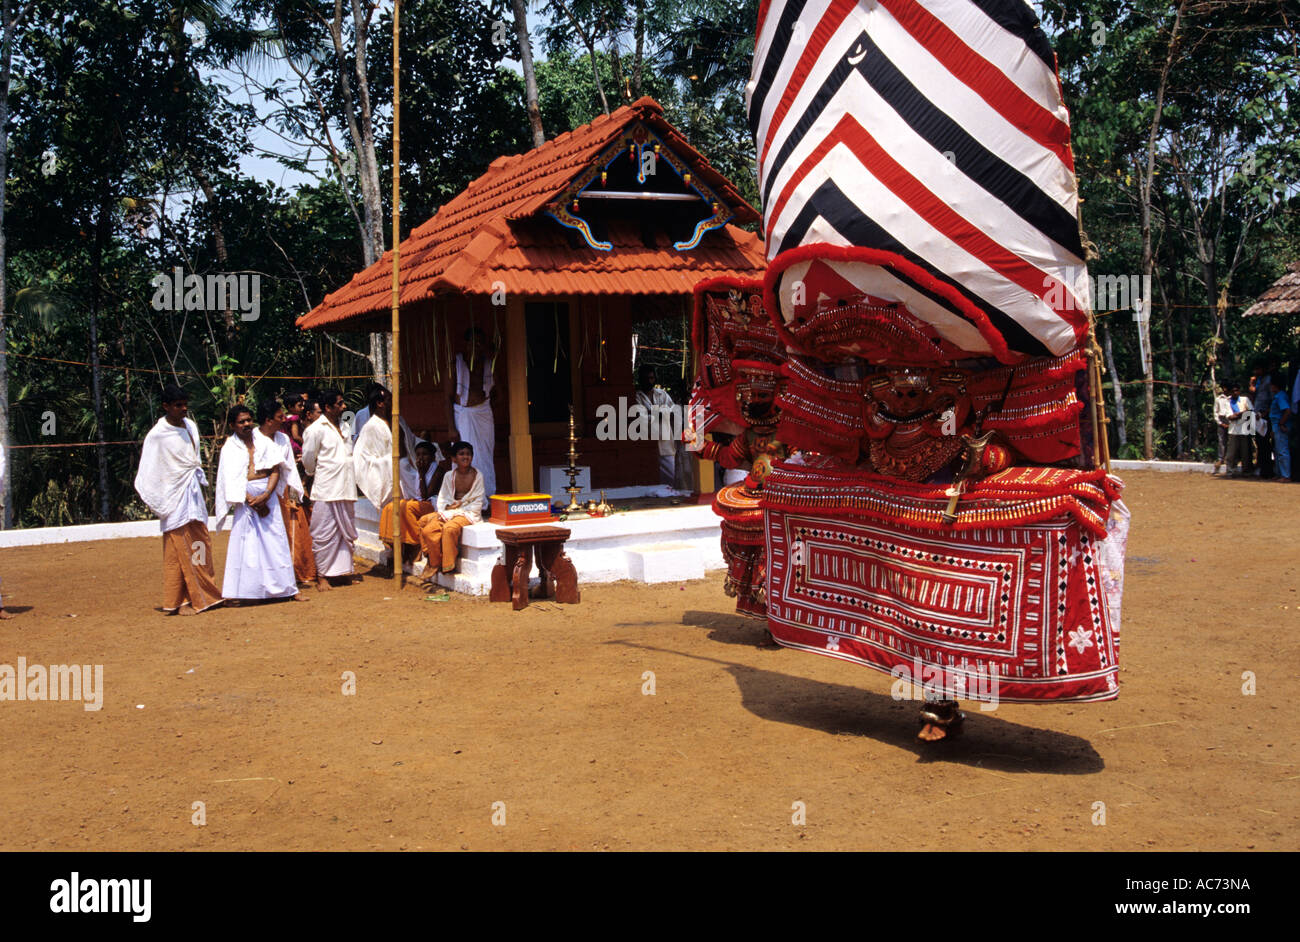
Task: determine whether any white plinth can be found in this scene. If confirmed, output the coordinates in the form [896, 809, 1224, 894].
[354, 498, 722, 593]
[539, 465, 591, 505]
[624, 542, 706, 583]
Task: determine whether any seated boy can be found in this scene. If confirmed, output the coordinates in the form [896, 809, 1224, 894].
[417, 441, 484, 583]
[380, 439, 441, 565]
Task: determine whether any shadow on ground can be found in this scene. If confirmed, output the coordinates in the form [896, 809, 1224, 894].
[608, 611, 1107, 775]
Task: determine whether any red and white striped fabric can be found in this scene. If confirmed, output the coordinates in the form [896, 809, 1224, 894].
[748, 0, 1091, 361]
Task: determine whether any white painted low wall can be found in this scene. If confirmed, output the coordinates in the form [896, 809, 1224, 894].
[1111, 459, 1214, 473]
[355, 498, 723, 594]
[0, 516, 220, 549]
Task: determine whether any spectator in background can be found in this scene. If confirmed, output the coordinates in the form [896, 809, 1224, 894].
[1292, 366, 1300, 481]
[636, 365, 677, 488]
[1221, 381, 1254, 477]
[1270, 372, 1292, 480]
[350, 382, 385, 444]
[1250, 358, 1276, 478]
[1213, 381, 1232, 473]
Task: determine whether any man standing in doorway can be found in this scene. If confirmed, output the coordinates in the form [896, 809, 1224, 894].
[636, 365, 677, 488]
[302, 388, 358, 590]
[447, 329, 497, 511]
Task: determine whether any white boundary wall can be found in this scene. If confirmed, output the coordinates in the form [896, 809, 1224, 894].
[1110, 460, 1215, 473]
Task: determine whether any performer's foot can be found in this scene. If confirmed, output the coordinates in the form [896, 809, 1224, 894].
[315, 577, 332, 592]
[0, 608, 14, 620]
[756, 630, 780, 648]
[291, 593, 310, 602]
[178, 603, 198, 617]
[917, 701, 964, 742]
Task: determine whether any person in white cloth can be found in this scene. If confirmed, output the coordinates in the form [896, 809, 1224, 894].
[635, 365, 677, 487]
[354, 386, 394, 508]
[417, 441, 485, 584]
[133, 384, 224, 614]
[215, 403, 304, 604]
[380, 438, 441, 567]
[447, 329, 497, 510]
[0, 438, 11, 619]
[301, 388, 358, 591]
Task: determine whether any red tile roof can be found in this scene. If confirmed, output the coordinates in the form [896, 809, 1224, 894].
[298, 97, 765, 329]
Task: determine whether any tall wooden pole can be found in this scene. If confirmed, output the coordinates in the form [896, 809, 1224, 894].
[390, 0, 403, 587]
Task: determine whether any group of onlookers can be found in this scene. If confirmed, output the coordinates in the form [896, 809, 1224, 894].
[130, 381, 488, 617]
[1215, 357, 1297, 479]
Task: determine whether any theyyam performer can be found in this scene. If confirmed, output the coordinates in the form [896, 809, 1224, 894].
[690, 0, 1129, 741]
[133, 383, 224, 614]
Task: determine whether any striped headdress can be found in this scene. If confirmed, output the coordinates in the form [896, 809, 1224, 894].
[748, 0, 1091, 362]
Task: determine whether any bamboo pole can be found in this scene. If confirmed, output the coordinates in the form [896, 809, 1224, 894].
[390, 0, 403, 587]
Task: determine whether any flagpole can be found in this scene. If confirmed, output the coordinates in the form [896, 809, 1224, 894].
[390, 0, 403, 588]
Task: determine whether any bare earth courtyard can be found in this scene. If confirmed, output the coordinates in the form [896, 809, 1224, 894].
[0, 470, 1296, 851]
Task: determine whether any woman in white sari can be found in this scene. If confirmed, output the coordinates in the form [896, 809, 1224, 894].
[216, 403, 303, 603]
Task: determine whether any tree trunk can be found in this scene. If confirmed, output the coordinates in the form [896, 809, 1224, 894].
[0, 2, 12, 528]
[0, 0, 32, 529]
[1165, 304, 1183, 455]
[512, 0, 545, 148]
[554, 0, 609, 114]
[1180, 303, 1197, 451]
[197, 174, 235, 338]
[1102, 322, 1127, 451]
[605, 17, 627, 102]
[1137, 0, 1185, 459]
[632, 0, 644, 98]
[90, 188, 112, 521]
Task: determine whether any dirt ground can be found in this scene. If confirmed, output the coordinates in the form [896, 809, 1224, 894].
[0, 469, 1295, 851]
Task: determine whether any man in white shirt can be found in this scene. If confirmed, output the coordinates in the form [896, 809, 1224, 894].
[133, 384, 224, 614]
[301, 388, 358, 590]
[1220, 381, 1255, 476]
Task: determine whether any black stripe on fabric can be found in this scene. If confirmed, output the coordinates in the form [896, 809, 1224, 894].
[761, 50, 859, 207]
[748, 0, 811, 139]
[964, 0, 1057, 71]
[776, 178, 1053, 358]
[762, 29, 1083, 260]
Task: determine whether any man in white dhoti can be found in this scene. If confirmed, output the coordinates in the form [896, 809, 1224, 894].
[301, 388, 358, 590]
[133, 384, 224, 614]
[447, 329, 497, 510]
[636, 365, 677, 488]
[215, 403, 303, 603]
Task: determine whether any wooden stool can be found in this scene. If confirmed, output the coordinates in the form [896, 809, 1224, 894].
[489, 526, 579, 610]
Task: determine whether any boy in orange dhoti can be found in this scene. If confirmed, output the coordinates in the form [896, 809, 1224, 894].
[418, 441, 484, 584]
[380, 440, 440, 565]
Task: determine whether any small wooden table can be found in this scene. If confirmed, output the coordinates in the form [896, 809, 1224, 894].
[489, 526, 580, 610]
